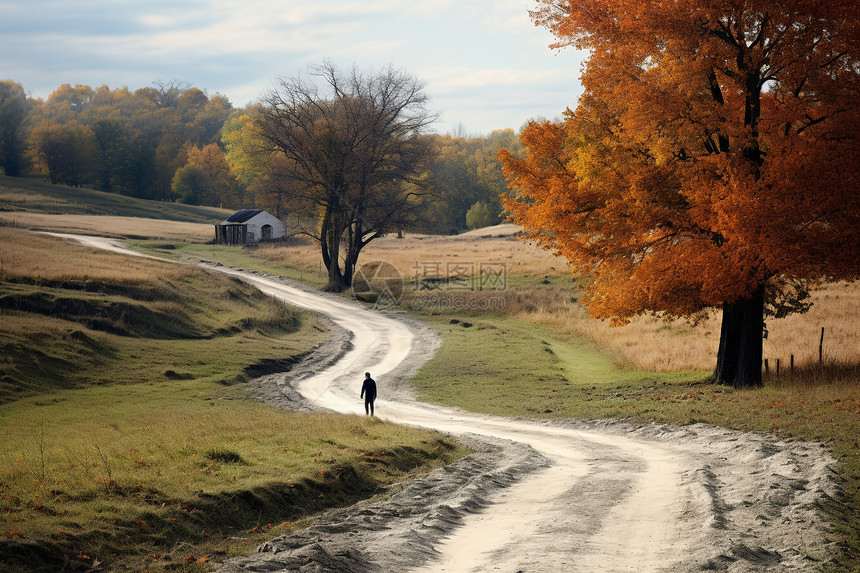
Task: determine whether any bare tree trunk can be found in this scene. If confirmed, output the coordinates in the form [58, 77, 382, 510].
[320, 207, 348, 292]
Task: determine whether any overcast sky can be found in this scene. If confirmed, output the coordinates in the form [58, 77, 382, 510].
[0, 0, 587, 135]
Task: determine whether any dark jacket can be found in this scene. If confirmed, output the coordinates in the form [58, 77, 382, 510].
[361, 378, 377, 401]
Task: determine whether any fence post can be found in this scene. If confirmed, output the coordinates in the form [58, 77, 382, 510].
[819, 327, 825, 364]
[791, 354, 794, 373]
[776, 358, 780, 377]
[764, 358, 769, 374]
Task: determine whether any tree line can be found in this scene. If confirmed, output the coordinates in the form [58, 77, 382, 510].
[0, 77, 517, 236]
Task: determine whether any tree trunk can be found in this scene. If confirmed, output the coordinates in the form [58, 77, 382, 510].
[735, 285, 764, 388]
[323, 234, 347, 292]
[713, 287, 764, 388]
[342, 219, 366, 289]
[320, 208, 348, 292]
[713, 300, 742, 385]
[325, 264, 347, 292]
[323, 231, 346, 292]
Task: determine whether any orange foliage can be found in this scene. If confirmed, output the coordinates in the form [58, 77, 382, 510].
[502, 1, 860, 324]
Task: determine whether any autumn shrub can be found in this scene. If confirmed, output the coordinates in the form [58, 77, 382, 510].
[465, 201, 497, 229]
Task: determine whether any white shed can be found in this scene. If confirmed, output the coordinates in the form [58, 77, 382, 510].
[214, 209, 286, 245]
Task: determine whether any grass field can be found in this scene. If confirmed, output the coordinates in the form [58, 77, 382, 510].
[180, 229, 860, 571]
[0, 213, 215, 242]
[0, 174, 228, 243]
[0, 174, 230, 223]
[128, 240, 331, 291]
[0, 228, 320, 400]
[3, 175, 859, 570]
[0, 386, 462, 572]
[0, 226, 465, 572]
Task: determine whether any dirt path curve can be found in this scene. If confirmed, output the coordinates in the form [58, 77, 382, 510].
[221, 269, 701, 572]
[56, 235, 836, 572]
[210, 268, 836, 573]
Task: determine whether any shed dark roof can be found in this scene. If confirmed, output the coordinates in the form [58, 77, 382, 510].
[225, 209, 264, 223]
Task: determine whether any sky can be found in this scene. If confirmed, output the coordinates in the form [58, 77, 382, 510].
[0, 0, 587, 136]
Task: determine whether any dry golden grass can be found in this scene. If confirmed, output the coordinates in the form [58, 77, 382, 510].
[764, 282, 860, 367]
[361, 226, 567, 278]
[255, 224, 860, 373]
[513, 283, 860, 373]
[518, 298, 720, 372]
[0, 188, 59, 206]
[0, 212, 214, 241]
[0, 227, 190, 283]
[255, 224, 567, 279]
[255, 238, 324, 273]
[516, 282, 859, 373]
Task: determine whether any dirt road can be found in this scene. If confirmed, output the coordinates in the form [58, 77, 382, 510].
[212, 268, 835, 573]
[56, 235, 836, 572]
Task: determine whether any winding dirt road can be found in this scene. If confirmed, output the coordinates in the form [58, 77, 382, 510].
[58, 234, 836, 572]
[226, 270, 701, 571]
[212, 268, 835, 573]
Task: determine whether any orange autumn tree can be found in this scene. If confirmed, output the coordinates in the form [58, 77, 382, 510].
[500, 0, 860, 388]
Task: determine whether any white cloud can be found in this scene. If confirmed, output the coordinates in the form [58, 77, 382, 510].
[427, 66, 565, 91]
[3, 0, 586, 134]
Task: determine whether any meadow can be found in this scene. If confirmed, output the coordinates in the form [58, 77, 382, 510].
[3, 179, 859, 569]
[247, 226, 860, 373]
[163, 227, 860, 571]
[0, 174, 230, 223]
[0, 226, 464, 572]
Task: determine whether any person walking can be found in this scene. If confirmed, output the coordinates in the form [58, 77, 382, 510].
[360, 372, 377, 416]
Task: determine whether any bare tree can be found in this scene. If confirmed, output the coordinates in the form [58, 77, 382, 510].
[256, 62, 438, 292]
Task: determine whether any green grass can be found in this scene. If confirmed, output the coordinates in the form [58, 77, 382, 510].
[0, 263, 321, 401]
[0, 383, 463, 572]
[0, 174, 229, 222]
[0, 233, 465, 571]
[409, 314, 705, 418]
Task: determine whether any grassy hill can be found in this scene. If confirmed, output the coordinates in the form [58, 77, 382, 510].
[0, 211, 463, 571]
[0, 174, 230, 222]
[0, 228, 313, 400]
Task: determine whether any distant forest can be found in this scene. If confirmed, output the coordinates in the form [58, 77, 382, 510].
[0, 79, 520, 234]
